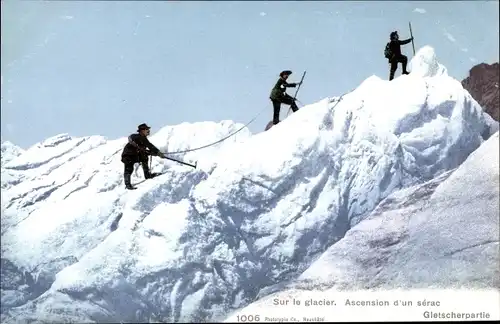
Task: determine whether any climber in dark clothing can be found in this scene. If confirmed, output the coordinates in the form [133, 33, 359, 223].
[121, 123, 165, 190]
[269, 70, 302, 125]
[387, 31, 413, 81]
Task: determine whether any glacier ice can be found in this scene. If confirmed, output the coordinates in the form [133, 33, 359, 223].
[1, 46, 498, 323]
[225, 131, 499, 321]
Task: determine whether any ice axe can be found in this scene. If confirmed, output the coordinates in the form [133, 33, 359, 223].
[161, 154, 197, 169]
[409, 21, 416, 55]
[293, 70, 306, 101]
[287, 70, 307, 115]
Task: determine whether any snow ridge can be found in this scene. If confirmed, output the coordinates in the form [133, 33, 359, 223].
[1, 46, 498, 323]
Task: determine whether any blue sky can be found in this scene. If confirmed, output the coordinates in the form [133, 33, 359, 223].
[2, 0, 499, 148]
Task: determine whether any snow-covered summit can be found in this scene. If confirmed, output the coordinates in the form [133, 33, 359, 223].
[1, 46, 498, 323]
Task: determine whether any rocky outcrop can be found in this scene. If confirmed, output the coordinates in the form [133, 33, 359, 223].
[462, 62, 499, 121]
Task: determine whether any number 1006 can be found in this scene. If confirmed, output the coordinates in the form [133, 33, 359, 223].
[237, 314, 260, 322]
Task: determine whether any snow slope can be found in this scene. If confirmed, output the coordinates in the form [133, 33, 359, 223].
[1, 46, 498, 323]
[299, 131, 499, 289]
[225, 130, 499, 321]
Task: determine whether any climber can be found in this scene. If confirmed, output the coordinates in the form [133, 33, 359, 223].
[269, 70, 302, 125]
[385, 31, 413, 81]
[121, 123, 166, 190]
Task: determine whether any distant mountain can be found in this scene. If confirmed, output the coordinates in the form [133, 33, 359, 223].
[462, 62, 499, 121]
[1, 141, 24, 166]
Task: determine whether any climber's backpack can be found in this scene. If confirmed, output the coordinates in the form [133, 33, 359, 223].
[384, 42, 392, 59]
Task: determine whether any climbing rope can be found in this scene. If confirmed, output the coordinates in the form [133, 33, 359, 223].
[162, 106, 269, 155]
[150, 90, 353, 171]
[160, 71, 307, 156]
[162, 88, 353, 158]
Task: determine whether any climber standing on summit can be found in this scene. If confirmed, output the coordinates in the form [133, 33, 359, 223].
[121, 123, 165, 190]
[269, 70, 302, 126]
[385, 31, 414, 81]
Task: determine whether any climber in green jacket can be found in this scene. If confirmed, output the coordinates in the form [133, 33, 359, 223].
[269, 70, 301, 125]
